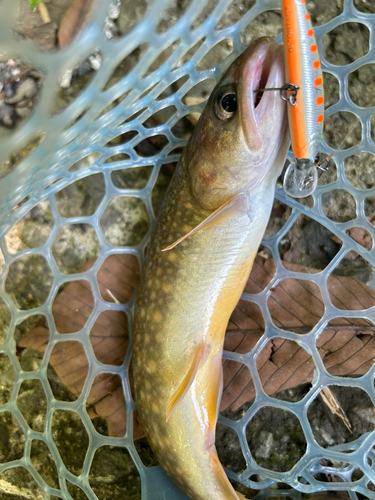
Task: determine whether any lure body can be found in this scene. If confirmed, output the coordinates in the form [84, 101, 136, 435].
[133, 38, 289, 500]
[282, 0, 325, 197]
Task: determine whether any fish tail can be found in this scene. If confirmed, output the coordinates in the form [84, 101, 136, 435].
[210, 452, 248, 499]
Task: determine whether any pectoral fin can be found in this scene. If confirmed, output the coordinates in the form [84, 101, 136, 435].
[236, 493, 247, 499]
[162, 192, 249, 251]
[204, 350, 223, 450]
[166, 343, 210, 422]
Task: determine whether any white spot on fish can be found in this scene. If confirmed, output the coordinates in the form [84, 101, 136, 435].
[148, 359, 156, 372]
[153, 311, 162, 322]
[168, 252, 177, 262]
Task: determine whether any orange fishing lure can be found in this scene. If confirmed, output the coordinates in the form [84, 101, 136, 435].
[281, 0, 325, 197]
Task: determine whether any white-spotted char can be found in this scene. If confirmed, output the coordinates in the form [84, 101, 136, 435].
[133, 38, 290, 500]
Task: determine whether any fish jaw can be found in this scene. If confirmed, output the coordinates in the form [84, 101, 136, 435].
[239, 38, 280, 151]
[186, 37, 290, 211]
[235, 39, 290, 191]
[237, 38, 291, 187]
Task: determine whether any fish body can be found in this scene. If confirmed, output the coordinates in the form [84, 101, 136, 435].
[282, 0, 325, 197]
[133, 38, 290, 500]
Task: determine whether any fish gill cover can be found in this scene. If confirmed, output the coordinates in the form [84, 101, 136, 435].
[0, 0, 374, 499]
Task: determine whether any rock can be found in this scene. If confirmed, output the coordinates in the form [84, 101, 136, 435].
[0, 61, 43, 129]
[5, 78, 37, 104]
[0, 104, 15, 127]
[345, 152, 375, 190]
[15, 0, 58, 50]
[118, 0, 149, 35]
[14, 106, 31, 118]
[3, 83, 14, 99]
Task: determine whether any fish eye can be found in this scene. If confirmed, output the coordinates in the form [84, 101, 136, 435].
[221, 94, 237, 112]
[214, 84, 237, 121]
[314, 153, 321, 165]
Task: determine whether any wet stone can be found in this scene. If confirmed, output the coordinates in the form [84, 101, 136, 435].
[51, 224, 100, 275]
[0, 104, 15, 128]
[5, 255, 53, 310]
[0, 354, 15, 405]
[101, 196, 149, 247]
[17, 379, 48, 433]
[5, 78, 37, 104]
[0, 60, 43, 132]
[0, 466, 43, 499]
[0, 412, 25, 464]
[279, 215, 341, 270]
[247, 407, 307, 472]
[89, 445, 142, 499]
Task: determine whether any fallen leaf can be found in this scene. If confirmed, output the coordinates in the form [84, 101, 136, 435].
[222, 256, 375, 411]
[18, 253, 143, 439]
[346, 226, 373, 250]
[331, 215, 375, 256]
[320, 387, 352, 432]
[58, 0, 95, 48]
[19, 254, 375, 438]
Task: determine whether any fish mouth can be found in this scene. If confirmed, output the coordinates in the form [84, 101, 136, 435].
[239, 38, 285, 151]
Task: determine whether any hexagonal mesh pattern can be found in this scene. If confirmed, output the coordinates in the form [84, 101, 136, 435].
[0, 0, 374, 499]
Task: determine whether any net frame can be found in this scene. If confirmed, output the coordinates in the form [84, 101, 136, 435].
[0, 0, 374, 498]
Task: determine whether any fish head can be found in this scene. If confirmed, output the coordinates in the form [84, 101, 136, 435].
[186, 37, 290, 211]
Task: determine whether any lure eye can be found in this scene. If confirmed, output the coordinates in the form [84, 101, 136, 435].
[314, 153, 321, 165]
[214, 85, 237, 120]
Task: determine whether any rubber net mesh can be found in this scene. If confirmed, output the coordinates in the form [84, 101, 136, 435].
[0, 0, 374, 498]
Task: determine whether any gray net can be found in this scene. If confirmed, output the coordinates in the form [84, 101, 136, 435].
[0, 0, 374, 498]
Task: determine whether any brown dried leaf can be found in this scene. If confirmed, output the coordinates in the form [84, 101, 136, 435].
[58, 0, 95, 48]
[221, 256, 375, 412]
[19, 254, 375, 437]
[18, 253, 143, 439]
[331, 215, 375, 255]
[53, 278, 94, 334]
[347, 226, 373, 250]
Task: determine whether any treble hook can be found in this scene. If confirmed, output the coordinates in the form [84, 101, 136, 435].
[253, 83, 300, 106]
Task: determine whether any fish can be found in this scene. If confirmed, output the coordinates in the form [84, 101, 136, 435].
[132, 37, 290, 500]
[281, 0, 325, 198]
